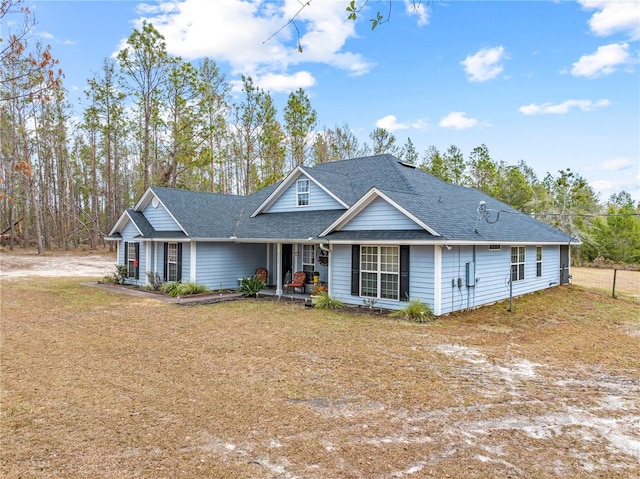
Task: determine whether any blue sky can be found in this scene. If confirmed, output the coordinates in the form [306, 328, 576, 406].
[14, 0, 640, 202]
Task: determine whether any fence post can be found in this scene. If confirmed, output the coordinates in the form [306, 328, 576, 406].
[612, 269, 617, 299]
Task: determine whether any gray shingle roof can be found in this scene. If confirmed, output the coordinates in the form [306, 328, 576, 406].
[128, 155, 573, 244]
[308, 155, 573, 243]
[127, 209, 156, 237]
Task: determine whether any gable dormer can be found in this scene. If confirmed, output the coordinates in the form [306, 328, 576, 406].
[251, 167, 348, 216]
[321, 188, 440, 237]
[135, 188, 185, 233]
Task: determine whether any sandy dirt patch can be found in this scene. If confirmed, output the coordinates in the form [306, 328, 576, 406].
[0, 248, 116, 279]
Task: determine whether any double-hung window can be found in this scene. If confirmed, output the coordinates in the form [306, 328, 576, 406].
[361, 246, 399, 300]
[167, 243, 178, 282]
[511, 246, 525, 282]
[536, 246, 542, 277]
[296, 178, 309, 206]
[302, 244, 315, 282]
[127, 242, 139, 278]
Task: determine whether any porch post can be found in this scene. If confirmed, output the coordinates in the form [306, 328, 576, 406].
[190, 241, 196, 282]
[266, 244, 271, 285]
[145, 240, 152, 286]
[154, 242, 158, 276]
[275, 243, 283, 295]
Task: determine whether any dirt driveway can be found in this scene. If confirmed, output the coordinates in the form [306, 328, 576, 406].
[0, 248, 116, 279]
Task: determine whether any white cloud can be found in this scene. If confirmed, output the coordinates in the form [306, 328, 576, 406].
[571, 42, 631, 78]
[519, 99, 611, 115]
[405, 0, 430, 26]
[375, 114, 428, 132]
[590, 179, 640, 202]
[439, 112, 478, 129]
[254, 71, 315, 92]
[579, 0, 640, 40]
[461, 46, 506, 82]
[598, 158, 634, 171]
[124, 0, 373, 88]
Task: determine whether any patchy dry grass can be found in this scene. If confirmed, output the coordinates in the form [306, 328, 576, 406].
[571, 267, 640, 302]
[1, 278, 639, 478]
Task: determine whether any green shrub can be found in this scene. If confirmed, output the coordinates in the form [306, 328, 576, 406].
[145, 272, 163, 291]
[160, 281, 210, 297]
[108, 264, 129, 285]
[239, 275, 266, 297]
[311, 291, 345, 309]
[391, 298, 435, 322]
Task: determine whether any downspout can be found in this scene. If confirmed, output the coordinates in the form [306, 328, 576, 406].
[319, 243, 332, 296]
[434, 245, 442, 316]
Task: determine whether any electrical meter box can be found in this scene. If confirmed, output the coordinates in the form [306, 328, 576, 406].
[466, 262, 476, 287]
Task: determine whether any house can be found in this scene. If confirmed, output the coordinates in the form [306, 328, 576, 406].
[107, 154, 576, 315]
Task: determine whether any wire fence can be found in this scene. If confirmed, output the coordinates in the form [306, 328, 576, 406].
[570, 267, 640, 301]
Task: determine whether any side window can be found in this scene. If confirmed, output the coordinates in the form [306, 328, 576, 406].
[302, 244, 315, 282]
[127, 242, 138, 278]
[510, 246, 525, 282]
[536, 246, 542, 277]
[296, 179, 309, 206]
[167, 243, 178, 282]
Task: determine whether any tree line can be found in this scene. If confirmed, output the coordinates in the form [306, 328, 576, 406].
[1, 3, 638, 263]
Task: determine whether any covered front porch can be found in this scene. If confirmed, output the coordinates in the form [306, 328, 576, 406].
[263, 242, 331, 296]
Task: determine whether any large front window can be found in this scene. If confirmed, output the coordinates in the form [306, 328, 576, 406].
[296, 179, 309, 206]
[167, 243, 178, 282]
[361, 246, 399, 300]
[511, 246, 525, 282]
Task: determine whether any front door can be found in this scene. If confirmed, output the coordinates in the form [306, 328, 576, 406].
[282, 244, 293, 284]
[559, 244, 570, 284]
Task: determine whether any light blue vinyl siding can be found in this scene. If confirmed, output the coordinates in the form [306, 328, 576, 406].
[331, 244, 433, 311]
[332, 243, 561, 315]
[341, 197, 422, 231]
[142, 199, 181, 231]
[267, 174, 344, 213]
[331, 244, 354, 305]
[182, 245, 191, 282]
[408, 245, 435, 308]
[439, 245, 561, 315]
[195, 242, 267, 289]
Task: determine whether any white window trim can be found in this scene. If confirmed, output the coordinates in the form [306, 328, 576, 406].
[302, 244, 315, 279]
[296, 178, 310, 207]
[360, 245, 400, 301]
[511, 246, 525, 282]
[536, 246, 542, 278]
[489, 244, 501, 251]
[127, 242, 137, 278]
[167, 242, 178, 282]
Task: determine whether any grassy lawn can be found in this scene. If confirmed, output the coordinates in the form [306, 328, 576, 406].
[1, 278, 639, 478]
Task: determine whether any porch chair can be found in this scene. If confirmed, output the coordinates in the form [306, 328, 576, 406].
[255, 267, 268, 285]
[286, 271, 307, 294]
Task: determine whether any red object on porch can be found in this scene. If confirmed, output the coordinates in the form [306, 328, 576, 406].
[255, 268, 268, 284]
[286, 271, 307, 294]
